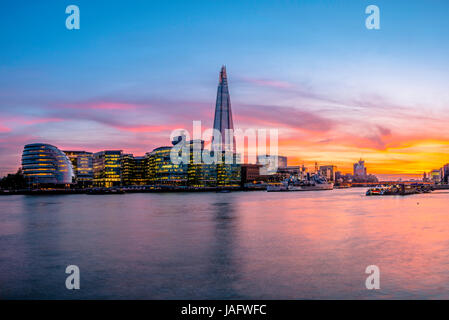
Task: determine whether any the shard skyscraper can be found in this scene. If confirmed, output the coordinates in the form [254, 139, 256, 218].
[212, 65, 236, 153]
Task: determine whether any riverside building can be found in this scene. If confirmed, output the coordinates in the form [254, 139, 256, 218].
[64, 150, 93, 187]
[131, 156, 148, 186]
[93, 150, 122, 188]
[21, 143, 74, 187]
[122, 154, 148, 186]
[147, 147, 188, 186]
[353, 159, 367, 178]
[319, 165, 337, 182]
[216, 152, 241, 187]
[184, 140, 217, 188]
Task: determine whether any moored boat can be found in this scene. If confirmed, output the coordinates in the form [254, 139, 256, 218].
[288, 183, 334, 191]
[266, 182, 288, 192]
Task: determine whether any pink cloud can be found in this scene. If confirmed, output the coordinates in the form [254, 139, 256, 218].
[19, 117, 63, 125]
[240, 77, 294, 89]
[113, 124, 182, 133]
[0, 134, 39, 176]
[86, 102, 140, 110]
[60, 100, 163, 112]
[1, 116, 63, 126]
[234, 104, 335, 132]
[0, 124, 11, 133]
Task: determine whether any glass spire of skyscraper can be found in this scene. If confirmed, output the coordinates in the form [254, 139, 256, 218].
[212, 65, 236, 153]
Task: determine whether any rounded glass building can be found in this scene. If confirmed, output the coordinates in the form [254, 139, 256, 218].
[22, 143, 74, 185]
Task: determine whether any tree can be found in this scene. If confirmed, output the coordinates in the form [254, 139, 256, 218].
[0, 169, 27, 190]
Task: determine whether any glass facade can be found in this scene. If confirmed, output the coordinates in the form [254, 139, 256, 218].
[186, 141, 217, 188]
[187, 163, 217, 188]
[213, 65, 236, 152]
[19, 143, 241, 189]
[64, 151, 94, 187]
[217, 153, 241, 187]
[93, 150, 122, 188]
[21, 143, 74, 186]
[132, 156, 148, 185]
[147, 147, 187, 186]
[121, 154, 135, 186]
[122, 154, 148, 186]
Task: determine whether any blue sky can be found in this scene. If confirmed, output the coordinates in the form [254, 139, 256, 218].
[1, 0, 449, 177]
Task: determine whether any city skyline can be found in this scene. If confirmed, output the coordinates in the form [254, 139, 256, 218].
[1, 1, 449, 179]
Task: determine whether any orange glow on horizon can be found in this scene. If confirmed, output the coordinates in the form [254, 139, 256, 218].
[281, 137, 449, 175]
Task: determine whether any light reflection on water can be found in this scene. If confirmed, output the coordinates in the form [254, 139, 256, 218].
[1, 189, 449, 299]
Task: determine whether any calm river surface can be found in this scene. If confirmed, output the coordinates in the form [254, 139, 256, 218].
[1, 188, 449, 299]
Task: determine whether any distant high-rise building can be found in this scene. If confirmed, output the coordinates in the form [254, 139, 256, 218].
[277, 166, 301, 177]
[64, 150, 93, 187]
[430, 169, 443, 183]
[212, 66, 235, 152]
[256, 155, 287, 175]
[335, 171, 342, 181]
[443, 164, 449, 184]
[278, 156, 288, 168]
[353, 159, 367, 177]
[319, 165, 337, 182]
[257, 155, 279, 175]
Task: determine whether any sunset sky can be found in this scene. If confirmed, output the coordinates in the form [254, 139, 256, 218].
[1, 0, 449, 179]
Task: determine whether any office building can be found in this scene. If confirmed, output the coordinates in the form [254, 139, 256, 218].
[319, 165, 337, 182]
[216, 152, 241, 187]
[430, 169, 443, 183]
[443, 164, 449, 184]
[132, 156, 148, 185]
[147, 147, 188, 186]
[121, 154, 135, 186]
[122, 154, 148, 186]
[64, 150, 93, 187]
[186, 140, 217, 188]
[93, 150, 122, 187]
[241, 163, 263, 185]
[353, 159, 367, 177]
[258, 155, 282, 175]
[278, 156, 288, 168]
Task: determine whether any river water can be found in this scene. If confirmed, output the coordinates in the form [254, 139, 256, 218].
[1, 188, 449, 299]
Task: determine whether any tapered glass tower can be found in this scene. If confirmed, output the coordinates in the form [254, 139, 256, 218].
[212, 66, 235, 152]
